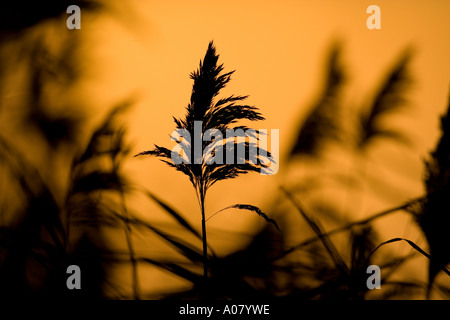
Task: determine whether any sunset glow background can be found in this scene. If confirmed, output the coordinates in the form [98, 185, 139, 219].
[0, 0, 449, 298]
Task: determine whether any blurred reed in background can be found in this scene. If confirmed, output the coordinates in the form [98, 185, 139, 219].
[0, 1, 449, 300]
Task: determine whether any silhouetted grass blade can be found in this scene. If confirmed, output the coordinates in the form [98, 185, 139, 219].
[145, 190, 202, 240]
[281, 187, 349, 276]
[127, 218, 204, 263]
[148, 226, 204, 263]
[139, 258, 202, 283]
[211, 204, 279, 230]
[370, 237, 450, 277]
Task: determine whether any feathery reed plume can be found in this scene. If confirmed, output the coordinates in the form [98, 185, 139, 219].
[420, 93, 450, 289]
[290, 42, 346, 156]
[135, 41, 276, 283]
[357, 49, 413, 148]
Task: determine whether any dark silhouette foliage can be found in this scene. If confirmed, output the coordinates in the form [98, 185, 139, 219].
[357, 49, 413, 148]
[420, 95, 450, 287]
[290, 42, 346, 156]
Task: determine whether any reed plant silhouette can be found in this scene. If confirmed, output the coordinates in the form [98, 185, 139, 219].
[0, 100, 136, 298]
[138, 43, 447, 300]
[2, 22, 449, 299]
[290, 42, 346, 157]
[291, 46, 412, 157]
[1, 13, 137, 297]
[357, 50, 413, 149]
[420, 94, 450, 291]
[135, 41, 278, 288]
[66, 101, 138, 298]
[279, 44, 450, 299]
[0, 134, 66, 297]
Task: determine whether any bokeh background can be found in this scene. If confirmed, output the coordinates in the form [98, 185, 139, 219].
[0, 0, 449, 299]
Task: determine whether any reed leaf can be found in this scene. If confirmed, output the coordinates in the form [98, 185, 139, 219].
[370, 237, 450, 277]
[126, 219, 205, 263]
[143, 190, 202, 240]
[139, 258, 202, 283]
[281, 187, 349, 276]
[208, 204, 279, 230]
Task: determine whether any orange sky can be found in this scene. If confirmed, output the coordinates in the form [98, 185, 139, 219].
[1, 0, 449, 297]
[85, 0, 448, 241]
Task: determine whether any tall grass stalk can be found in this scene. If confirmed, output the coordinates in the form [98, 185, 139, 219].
[274, 191, 423, 261]
[135, 41, 277, 286]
